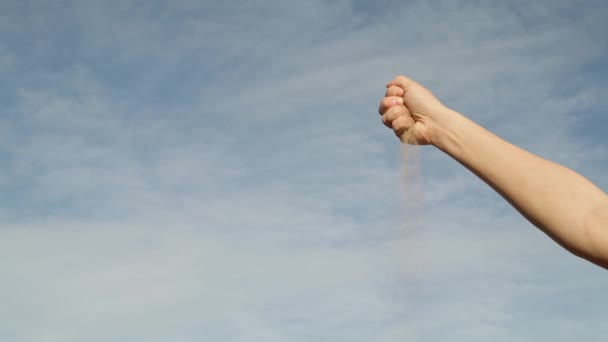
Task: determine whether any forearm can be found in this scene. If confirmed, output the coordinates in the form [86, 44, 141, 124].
[432, 109, 608, 266]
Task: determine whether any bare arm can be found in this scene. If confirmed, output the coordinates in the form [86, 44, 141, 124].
[379, 75, 608, 269]
[435, 108, 608, 268]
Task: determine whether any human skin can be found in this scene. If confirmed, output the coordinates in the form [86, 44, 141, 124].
[379, 75, 608, 269]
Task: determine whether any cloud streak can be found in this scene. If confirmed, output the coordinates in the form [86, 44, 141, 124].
[1, 0, 607, 341]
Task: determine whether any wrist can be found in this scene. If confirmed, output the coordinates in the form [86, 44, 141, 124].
[429, 108, 467, 156]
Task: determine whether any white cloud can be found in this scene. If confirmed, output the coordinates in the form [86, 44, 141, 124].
[1, 0, 607, 341]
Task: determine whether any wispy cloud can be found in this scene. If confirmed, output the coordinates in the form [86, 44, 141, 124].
[1, 0, 607, 341]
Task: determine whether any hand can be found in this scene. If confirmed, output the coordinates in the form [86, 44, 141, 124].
[378, 75, 450, 145]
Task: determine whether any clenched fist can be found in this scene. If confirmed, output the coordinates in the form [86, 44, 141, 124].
[378, 75, 451, 145]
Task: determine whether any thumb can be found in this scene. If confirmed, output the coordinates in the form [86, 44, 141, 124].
[386, 75, 414, 90]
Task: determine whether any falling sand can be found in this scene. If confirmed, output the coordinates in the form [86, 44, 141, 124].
[399, 132, 424, 230]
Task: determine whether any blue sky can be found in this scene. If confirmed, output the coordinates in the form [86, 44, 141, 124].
[1, 0, 608, 341]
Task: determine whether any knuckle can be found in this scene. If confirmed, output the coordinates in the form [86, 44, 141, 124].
[392, 116, 405, 129]
[392, 105, 406, 118]
[379, 98, 391, 113]
[394, 86, 405, 96]
[393, 115, 412, 130]
[381, 97, 390, 108]
[381, 114, 389, 126]
[394, 127, 406, 138]
[385, 86, 402, 97]
[384, 106, 399, 120]
[378, 99, 388, 114]
[386, 96, 402, 107]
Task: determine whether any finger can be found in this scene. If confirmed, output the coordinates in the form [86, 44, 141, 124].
[392, 115, 415, 138]
[381, 105, 410, 128]
[386, 75, 414, 90]
[378, 96, 404, 115]
[385, 86, 404, 97]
